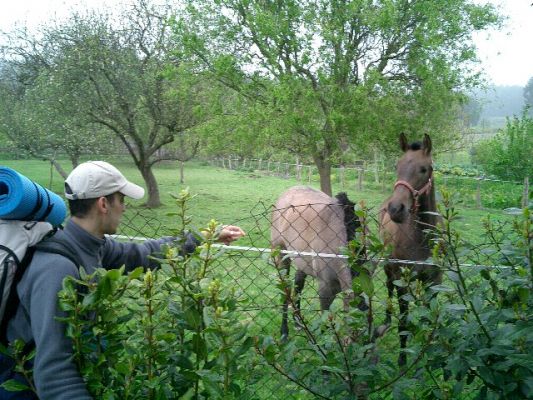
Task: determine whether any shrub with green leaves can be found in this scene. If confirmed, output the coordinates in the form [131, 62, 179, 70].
[472, 112, 533, 181]
[400, 192, 533, 399]
[57, 189, 254, 399]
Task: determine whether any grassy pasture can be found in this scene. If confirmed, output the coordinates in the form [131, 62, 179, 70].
[1, 157, 516, 242]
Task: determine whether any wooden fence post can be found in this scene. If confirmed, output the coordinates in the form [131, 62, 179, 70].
[374, 149, 380, 184]
[476, 179, 482, 209]
[523, 177, 530, 208]
[258, 159, 262, 171]
[267, 160, 271, 174]
[340, 166, 345, 188]
[357, 165, 364, 191]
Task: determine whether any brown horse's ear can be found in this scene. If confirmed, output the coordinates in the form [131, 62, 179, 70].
[399, 132, 409, 152]
[423, 134, 432, 154]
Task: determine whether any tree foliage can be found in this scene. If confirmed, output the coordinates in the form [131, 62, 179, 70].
[0, 51, 112, 175]
[472, 111, 533, 181]
[0, 1, 210, 206]
[176, 0, 500, 194]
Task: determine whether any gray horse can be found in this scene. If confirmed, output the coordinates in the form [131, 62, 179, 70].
[271, 186, 363, 338]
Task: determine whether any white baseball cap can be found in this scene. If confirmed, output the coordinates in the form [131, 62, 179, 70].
[65, 161, 145, 200]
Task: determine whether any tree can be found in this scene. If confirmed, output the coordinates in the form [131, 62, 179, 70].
[0, 62, 116, 176]
[524, 76, 533, 116]
[461, 96, 482, 127]
[1, 1, 208, 207]
[177, 0, 500, 195]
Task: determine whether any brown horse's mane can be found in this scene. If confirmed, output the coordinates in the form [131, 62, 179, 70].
[418, 185, 438, 231]
[407, 141, 423, 151]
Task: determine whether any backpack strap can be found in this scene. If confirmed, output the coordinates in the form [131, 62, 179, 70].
[0, 237, 83, 345]
[0, 247, 37, 345]
[33, 237, 83, 269]
[0, 245, 20, 303]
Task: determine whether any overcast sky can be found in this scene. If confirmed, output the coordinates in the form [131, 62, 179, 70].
[0, 0, 531, 87]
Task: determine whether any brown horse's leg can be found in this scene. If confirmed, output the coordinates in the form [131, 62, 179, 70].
[280, 257, 291, 340]
[293, 269, 306, 329]
[397, 285, 409, 367]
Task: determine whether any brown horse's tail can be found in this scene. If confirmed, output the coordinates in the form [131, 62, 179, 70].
[335, 192, 367, 277]
[335, 192, 359, 241]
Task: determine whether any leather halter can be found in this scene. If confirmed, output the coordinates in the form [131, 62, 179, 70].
[393, 174, 432, 213]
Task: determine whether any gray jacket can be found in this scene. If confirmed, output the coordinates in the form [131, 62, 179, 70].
[6, 219, 195, 399]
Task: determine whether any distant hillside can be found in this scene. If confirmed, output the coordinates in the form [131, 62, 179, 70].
[472, 85, 525, 129]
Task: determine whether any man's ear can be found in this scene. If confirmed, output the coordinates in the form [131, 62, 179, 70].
[95, 196, 109, 214]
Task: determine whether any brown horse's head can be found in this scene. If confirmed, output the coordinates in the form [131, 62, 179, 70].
[386, 133, 433, 223]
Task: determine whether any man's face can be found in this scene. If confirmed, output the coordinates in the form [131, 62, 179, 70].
[103, 193, 126, 234]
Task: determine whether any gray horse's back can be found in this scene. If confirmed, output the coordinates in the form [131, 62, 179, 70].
[272, 186, 346, 252]
[271, 186, 348, 282]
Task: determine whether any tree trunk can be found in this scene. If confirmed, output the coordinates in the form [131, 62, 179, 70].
[180, 160, 185, 184]
[69, 154, 80, 169]
[140, 164, 161, 208]
[313, 154, 332, 196]
[50, 159, 68, 179]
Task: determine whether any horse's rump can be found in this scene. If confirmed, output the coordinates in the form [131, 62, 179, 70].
[271, 186, 349, 282]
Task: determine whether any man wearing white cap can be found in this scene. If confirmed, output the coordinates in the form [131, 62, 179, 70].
[0, 161, 245, 400]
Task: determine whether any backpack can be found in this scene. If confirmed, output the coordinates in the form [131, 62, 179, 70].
[0, 219, 82, 344]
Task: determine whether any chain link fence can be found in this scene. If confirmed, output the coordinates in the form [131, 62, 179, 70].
[113, 201, 518, 399]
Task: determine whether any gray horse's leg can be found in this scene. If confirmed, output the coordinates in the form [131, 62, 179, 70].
[318, 280, 336, 311]
[280, 257, 291, 340]
[293, 269, 306, 329]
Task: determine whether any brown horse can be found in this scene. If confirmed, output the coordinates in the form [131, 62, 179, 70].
[271, 186, 363, 339]
[379, 133, 442, 366]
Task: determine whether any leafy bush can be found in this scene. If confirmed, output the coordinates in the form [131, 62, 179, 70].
[3, 190, 531, 399]
[435, 164, 484, 177]
[60, 190, 252, 399]
[472, 112, 533, 181]
[401, 191, 533, 399]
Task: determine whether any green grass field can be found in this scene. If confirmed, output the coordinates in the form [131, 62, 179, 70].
[2, 157, 517, 248]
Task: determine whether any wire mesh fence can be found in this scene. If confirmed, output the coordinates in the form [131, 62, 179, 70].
[113, 200, 523, 399]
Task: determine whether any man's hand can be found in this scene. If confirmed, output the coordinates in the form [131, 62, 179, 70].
[217, 225, 246, 245]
